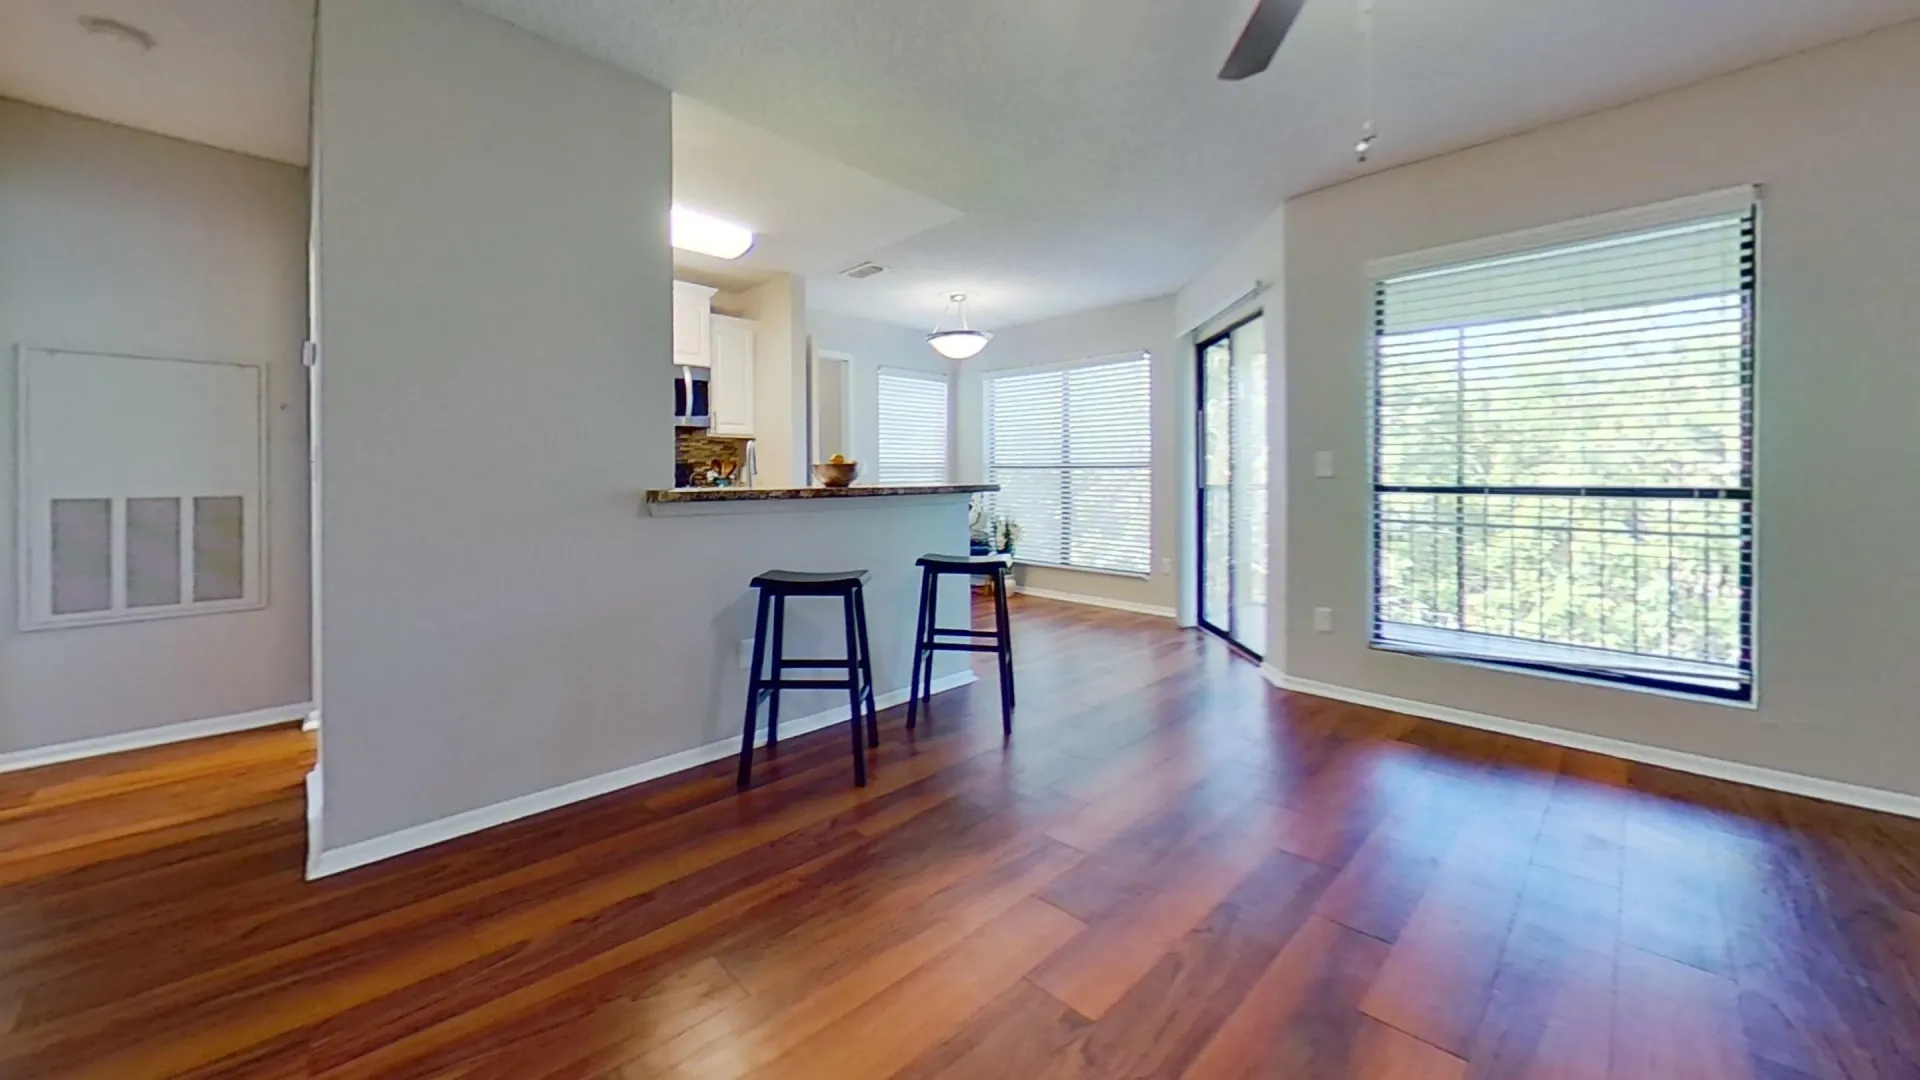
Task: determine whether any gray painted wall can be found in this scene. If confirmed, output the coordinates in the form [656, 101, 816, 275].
[312, 0, 965, 854]
[0, 98, 310, 754]
[1283, 21, 1920, 796]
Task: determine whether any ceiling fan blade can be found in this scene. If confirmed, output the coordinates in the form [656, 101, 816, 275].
[1217, 0, 1308, 80]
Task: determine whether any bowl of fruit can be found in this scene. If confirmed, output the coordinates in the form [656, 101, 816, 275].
[812, 455, 859, 488]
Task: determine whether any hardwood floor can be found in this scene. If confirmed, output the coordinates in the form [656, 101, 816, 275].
[3, 596, 1919, 1079]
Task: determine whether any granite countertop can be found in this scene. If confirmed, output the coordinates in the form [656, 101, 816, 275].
[647, 483, 997, 504]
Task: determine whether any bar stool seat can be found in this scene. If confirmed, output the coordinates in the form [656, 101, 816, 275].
[737, 569, 878, 789]
[751, 569, 873, 592]
[915, 554, 1015, 570]
[908, 553, 1015, 735]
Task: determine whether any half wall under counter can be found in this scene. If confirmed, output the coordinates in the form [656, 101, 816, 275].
[621, 480, 991, 800]
[644, 483, 996, 516]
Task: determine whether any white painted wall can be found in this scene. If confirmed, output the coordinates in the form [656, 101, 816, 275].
[955, 296, 1186, 613]
[1176, 204, 1285, 338]
[740, 275, 810, 488]
[809, 309, 956, 482]
[312, 0, 966, 857]
[0, 97, 310, 755]
[1283, 20, 1920, 796]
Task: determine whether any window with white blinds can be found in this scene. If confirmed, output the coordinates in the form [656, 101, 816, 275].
[986, 354, 1152, 575]
[875, 369, 951, 484]
[1371, 196, 1757, 701]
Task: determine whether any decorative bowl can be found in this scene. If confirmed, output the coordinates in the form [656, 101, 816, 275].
[813, 461, 858, 488]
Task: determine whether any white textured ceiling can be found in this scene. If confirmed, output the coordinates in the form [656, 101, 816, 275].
[7, 1, 1917, 331]
[467, 0, 1920, 330]
[0, 0, 313, 164]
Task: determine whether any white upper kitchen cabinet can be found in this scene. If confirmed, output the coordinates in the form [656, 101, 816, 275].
[709, 314, 756, 437]
[672, 281, 718, 367]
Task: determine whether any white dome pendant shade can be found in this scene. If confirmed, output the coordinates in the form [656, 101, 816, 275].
[928, 328, 991, 361]
[926, 293, 992, 360]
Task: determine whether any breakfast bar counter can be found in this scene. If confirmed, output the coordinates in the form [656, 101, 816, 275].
[643, 483, 996, 515]
[628, 481, 993, 743]
[648, 482, 994, 504]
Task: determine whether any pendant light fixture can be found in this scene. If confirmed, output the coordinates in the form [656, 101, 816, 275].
[926, 293, 992, 360]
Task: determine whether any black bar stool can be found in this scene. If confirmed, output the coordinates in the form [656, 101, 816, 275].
[737, 569, 878, 789]
[907, 554, 1015, 735]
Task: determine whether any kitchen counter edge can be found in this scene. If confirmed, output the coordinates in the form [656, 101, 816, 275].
[643, 483, 997, 516]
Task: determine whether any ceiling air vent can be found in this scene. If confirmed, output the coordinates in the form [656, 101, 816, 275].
[840, 262, 888, 280]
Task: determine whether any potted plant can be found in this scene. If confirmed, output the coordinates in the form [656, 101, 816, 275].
[969, 496, 1019, 594]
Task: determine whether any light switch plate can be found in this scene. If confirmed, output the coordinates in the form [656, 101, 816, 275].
[739, 638, 756, 670]
[1314, 451, 1335, 478]
[1313, 607, 1334, 633]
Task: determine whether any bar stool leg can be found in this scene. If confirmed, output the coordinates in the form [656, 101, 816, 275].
[906, 567, 933, 731]
[840, 591, 869, 786]
[993, 567, 1016, 711]
[737, 588, 771, 789]
[991, 569, 1014, 735]
[920, 570, 941, 716]
[852, 584, 879, 748]
[766, 593, 787, 747]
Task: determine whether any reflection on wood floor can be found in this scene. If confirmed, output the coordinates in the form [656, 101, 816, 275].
[2, 595, 1918, 1078]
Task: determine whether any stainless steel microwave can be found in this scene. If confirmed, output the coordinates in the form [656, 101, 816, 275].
[673, 365, 710, 427]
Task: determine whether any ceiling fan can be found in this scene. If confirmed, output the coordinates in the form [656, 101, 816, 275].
[1218, 0, 1379, 162]
[1216, 0, 1309, 81]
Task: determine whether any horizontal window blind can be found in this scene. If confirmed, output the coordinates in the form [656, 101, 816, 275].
[1372, 205, 1756, 701]
[875, 369, 950, 484]
[987, 355, 1152, 575]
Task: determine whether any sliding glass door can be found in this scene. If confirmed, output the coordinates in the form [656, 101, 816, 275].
[1197, 316, 1268, 656]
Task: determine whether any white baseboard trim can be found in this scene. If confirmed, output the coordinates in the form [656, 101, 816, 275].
[0, 702, 315, 776]
[1260, 666, 1920, 821]
[305, 671, 979, 880]
[1016, 586, 1176, 619]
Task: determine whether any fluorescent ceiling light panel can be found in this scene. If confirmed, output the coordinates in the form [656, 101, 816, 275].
[671, 204, 755, 260]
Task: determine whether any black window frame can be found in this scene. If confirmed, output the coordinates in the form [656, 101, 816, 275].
[1195, 312, 1266, 659]
[1368, 207, 1758, 704]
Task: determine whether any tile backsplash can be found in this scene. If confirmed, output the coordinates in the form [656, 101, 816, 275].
[675, 430, 749, 486]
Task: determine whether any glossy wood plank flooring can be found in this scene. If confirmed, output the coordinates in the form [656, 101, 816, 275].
[5, 597, 1920, 1078]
